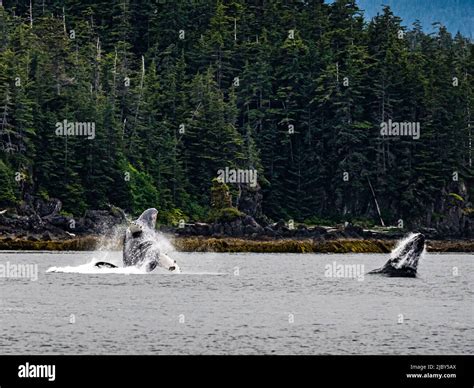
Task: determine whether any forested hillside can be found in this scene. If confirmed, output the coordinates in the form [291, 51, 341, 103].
[335, 0, 473, 38]
[0, 0, 472, 231]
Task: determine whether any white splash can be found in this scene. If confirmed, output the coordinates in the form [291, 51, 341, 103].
[46, 260, 146, 275]
[45, 223, 181, 275]
[390, 232, 425, 269]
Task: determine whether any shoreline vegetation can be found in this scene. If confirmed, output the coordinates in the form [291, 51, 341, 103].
[0, 235, 472, 253]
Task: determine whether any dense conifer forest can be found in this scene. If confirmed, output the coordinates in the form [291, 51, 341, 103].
[0, 0, 472, 231]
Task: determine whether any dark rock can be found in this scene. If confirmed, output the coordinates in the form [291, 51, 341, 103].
[159, 225, 176, 234]
[183, 225, 195, 235]
[418, 227, 439, 239]
[49, 215, 73, 229]
[242, 215, 259, 227]
[364, 230, 375, 238]
[343, 224, 364, 238]
[237, 183, 263, 219]
[274, 220, 286, 230]
[309, 226, 327, 238]
[290, 229, 301, 237]
[68, 218, 87, 234]
[295, 228, 311, 237]
[264, 226, 276, 237]
[223, 223, 233, 236]
[325, 230, 345, 240]
[81, 209, 126, 234]
[35, 198, 62, 218]
[213, 224, 224, 235]
[257, 215, 271, 227]
[41, 231, 53, 241]
[176, 223, 196, 236]
[194, 222, 211, 236]
[244, 225, 257, 235]
[229, 219, 244, 236]
[28, 214, 45, 232]
[17, 193, 37, 216]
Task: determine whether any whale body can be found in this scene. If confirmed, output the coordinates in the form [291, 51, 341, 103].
[368, 233, 425, 277]
[122, 208, 180, 272]
[94, 208, 180, 273]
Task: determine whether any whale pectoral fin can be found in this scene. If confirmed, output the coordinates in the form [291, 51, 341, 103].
[367, 256, 396, 273]
[95, 262, 118, 269]
[367, 268, 381, 274]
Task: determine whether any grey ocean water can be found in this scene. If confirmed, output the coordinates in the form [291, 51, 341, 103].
[0, 251, 472, 354]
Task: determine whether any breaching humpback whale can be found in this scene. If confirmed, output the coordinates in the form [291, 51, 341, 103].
[95, 208, 180, 272]
[368, 233, 425, 277]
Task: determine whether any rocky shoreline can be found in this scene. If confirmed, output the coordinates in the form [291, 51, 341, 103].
[0, 196, 472, 253]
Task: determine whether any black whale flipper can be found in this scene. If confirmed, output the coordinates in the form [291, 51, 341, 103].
[94, 262, 118, 269]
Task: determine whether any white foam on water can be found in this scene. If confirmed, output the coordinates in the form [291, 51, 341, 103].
[45, 263, 227, 276]
[45, 218, 223, 275]
[45, 226, 184, 275]
[46, 260, 146, 275]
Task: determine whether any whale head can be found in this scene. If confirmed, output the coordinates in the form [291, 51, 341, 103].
[390, 232, 425, 270]
[368, 232, 425, 277]
[123, 208, 181, 273]
[409, 233, 425, 255]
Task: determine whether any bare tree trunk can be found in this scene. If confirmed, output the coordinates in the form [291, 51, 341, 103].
[94, 37, 101, 93]
[29, 0, 33, 28]
[234, 18, 237, 41]
[62, 7, 67, 35]
[133, 55, 145, 123]
[112, 48, 118, 98]
[129, 56, 145, 149]
[468, 86, 472, 168]
[367, 177, 385, 227]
